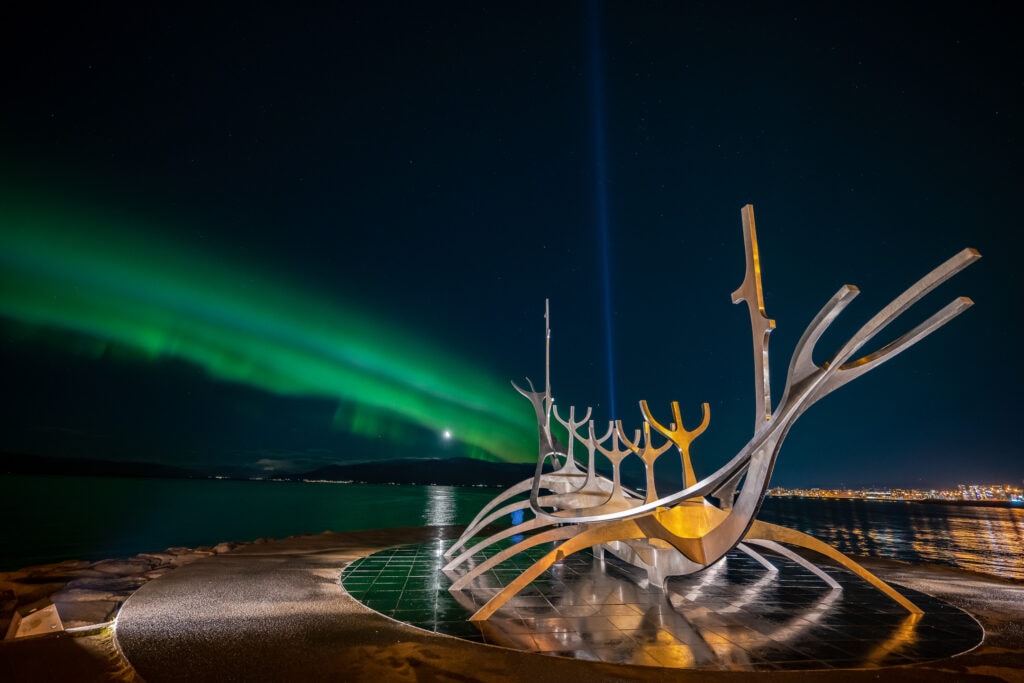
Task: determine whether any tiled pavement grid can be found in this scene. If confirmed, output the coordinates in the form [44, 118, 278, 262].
[341, 538, 982, 671]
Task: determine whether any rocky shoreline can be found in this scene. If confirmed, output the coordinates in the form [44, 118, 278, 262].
[1, 540, 254, 637]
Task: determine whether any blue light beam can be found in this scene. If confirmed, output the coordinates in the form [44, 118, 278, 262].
[587, 0, 618, 419]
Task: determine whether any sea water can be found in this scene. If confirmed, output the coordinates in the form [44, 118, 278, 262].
[759, 496, 1024, 580]
[1, 475, 497, 571]
[2, 475, 1022, 580]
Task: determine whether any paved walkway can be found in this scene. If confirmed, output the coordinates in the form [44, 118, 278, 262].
[343, 539, 981, 669]
[115, 526, 1024, 682]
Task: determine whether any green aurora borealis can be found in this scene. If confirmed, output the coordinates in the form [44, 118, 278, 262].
[0, 196, 536, 463]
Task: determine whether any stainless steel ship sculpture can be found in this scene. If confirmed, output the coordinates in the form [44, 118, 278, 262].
[445, 205, 979, 621]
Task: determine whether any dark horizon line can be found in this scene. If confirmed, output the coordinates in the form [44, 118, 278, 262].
[2, 452, 1020, 493]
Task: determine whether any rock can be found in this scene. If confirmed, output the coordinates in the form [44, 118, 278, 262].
[90, 558, 155, 576]
[212, 542, 238, 554]
[0, 577, 65, 606]
[171, 551, 213, 566]
[33, 560, 92, 574]
[63, 576, 146, 593]
[134, 549, 209, 568]
[55, 569, 108, 580]
[38, 561, 92, 578]
[3, 560, 97, 585]
[136, 553, 175, 567]
[52, 586, 130, 604]
[0, 590, 16, 637]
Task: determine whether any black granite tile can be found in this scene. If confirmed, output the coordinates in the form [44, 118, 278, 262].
[341, 540, 983, 671]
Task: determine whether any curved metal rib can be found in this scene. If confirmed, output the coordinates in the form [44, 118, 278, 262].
[512, 376, 562, 460]
[446, 477, 534, 559]
[450, 524, 583, 591]
[445, 466, 585, 559]
[784, 285, 861, 394]
[828, 297, 974, 391]
[468, 519, 647, 620]
[819, 249, 980, 390]
[443, 513, 563, 576]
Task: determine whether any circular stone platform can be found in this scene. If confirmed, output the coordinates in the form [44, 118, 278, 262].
[341, 538, 983, 671]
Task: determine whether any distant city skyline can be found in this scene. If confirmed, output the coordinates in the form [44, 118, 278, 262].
[768, 483, 1024, 504]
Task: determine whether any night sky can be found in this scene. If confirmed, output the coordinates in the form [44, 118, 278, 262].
[1, 2, 1019, 488]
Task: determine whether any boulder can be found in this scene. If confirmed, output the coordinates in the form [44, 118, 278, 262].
[90, 558, 156, 576]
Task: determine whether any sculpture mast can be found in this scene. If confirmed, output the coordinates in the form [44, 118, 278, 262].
[731, 205, 776, 430]
[543, 298, 556, 459]
[545, 298, 551, 412]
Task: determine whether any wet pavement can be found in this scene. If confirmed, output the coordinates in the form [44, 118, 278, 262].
[343, 537, 982, 671]
[113, 526, 1023, 682]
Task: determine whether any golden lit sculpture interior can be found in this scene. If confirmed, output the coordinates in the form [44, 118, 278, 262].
[447, 205, 979, 622]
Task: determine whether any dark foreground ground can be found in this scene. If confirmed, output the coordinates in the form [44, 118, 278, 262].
[1, 525, 1022, 682]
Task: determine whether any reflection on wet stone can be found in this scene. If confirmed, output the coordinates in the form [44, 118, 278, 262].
[342, 540, 982, 671]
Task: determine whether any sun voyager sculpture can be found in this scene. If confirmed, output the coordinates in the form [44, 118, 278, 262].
[445, 205, 979, 622]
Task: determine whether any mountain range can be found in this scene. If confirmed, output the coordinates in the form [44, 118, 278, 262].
[1, 454, 658, 490]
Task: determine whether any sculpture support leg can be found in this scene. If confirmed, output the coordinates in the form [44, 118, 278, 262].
[450, 525, 580, 591]
[743, 538, 840, 588]
[468, 519, 647, 621]
[736, 542, 777, 572]
[746, 520, 922, 614]
[444, 513, 560, 574]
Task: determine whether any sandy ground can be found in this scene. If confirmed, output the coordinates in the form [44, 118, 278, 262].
[1, 526, 1022, 682]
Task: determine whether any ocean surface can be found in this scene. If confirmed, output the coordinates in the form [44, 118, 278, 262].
[2, 475, 1022, 580]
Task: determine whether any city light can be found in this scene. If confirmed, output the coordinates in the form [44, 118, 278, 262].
[767, 484, 1023, 505]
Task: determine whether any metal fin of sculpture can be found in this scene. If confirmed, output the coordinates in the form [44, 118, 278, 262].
[447, 205, 978, 622]
[732, 204, 775, 429]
